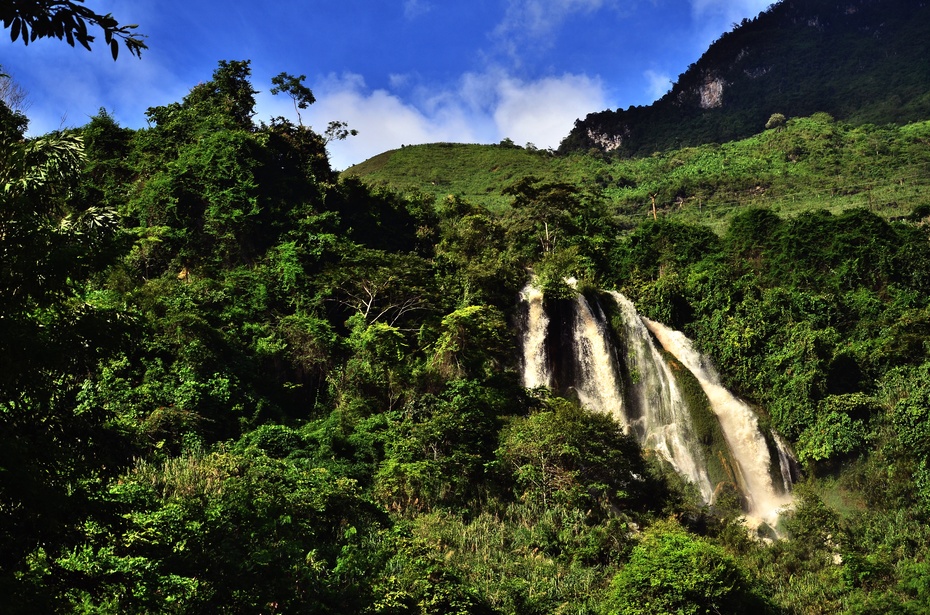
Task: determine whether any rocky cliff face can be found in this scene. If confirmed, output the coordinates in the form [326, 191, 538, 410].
[698, 75, 725, 110]
[586, 126, 627, 152]
[559, 0, 930, 157]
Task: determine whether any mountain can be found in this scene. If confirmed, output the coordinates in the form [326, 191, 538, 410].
[559, 0, 930, 157]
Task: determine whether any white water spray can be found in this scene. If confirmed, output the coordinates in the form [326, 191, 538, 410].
[642, 318, 792, 528]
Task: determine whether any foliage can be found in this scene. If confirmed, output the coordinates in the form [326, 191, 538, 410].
[34, 449, 386, 613]
[604, 519, 768, 615]
[348, 114, 930, 234]
[496, 398, 662, 515]
[373, 380, 504, 513]
[0, 110, 129, 605]
[1, 0, 146, 58]
[765, 113, 786, 131]
[8, 42, 930, 615]
[796, 393, 877, 463]
[879, 362, 930, 509]
[428, 305, 508, 380]
[270, 71, 314, 126]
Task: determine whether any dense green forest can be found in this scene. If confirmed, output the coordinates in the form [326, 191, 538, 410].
[4, 0, 930, 610]
[3, 55, 930, 613]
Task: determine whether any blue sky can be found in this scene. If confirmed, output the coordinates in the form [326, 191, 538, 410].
[2, 0, 772, 169]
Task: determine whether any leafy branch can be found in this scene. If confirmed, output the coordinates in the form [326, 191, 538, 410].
[1, 0, 147, 59]
[0, 132, 85, 201]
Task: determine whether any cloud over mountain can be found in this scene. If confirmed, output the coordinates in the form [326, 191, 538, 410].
[294, 69, 607, 169]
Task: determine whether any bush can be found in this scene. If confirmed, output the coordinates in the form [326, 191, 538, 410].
[496, 398, 661, 515]
[604, 519, 769, 615]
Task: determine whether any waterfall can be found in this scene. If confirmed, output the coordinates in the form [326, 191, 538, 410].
[610, 292, 714, 502]
[642, 318, 792, 527]
[520, 283, 551, 389]
[519, 283, 627, 424]
[570, 293, 628, 427]
[773, 433, 799, 493]
[518, 285, 793, 526]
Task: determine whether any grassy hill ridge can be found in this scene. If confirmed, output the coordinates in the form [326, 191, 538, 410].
[345, 114, 930, 233]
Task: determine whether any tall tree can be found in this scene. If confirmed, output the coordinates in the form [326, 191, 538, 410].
[271, 72, 315, 127]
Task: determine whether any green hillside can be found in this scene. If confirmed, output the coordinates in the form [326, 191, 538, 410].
[346, 113, 930, 233]
[343, 141, 562, 212]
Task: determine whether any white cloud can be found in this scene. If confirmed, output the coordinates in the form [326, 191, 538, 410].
[492, 73, 607, 148]
[492, 0, 624, 61]
[291, 73, 487, 171]
[389, 73, 412, 89]
[497, 0, 613, 38]
[276, 70, 609, 170]
[644, 69, 672, 100]
[403, 0, 432, 19]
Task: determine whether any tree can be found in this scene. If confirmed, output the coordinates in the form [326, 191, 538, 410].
[43, 449, 387, 613]
[270, 72, 315, 127]
[1, 0, 146, 59]
[496, 398, 658, 514]
[765, 113, 787, 131]
[427, 305, 508, 380]
[501, 176, 582, 260]
[0, 72, 29, 140]
[323, 120, 358, 144]
[373, 380, 502, 512]
[605, 520, 769, 615]
[180, 60, 258, 130]
[0, 115, 127, 607]
[0, 70, 28, 115]
[270, 73, 357, 141]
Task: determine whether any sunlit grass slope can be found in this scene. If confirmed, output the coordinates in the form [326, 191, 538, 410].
[344, 115, 930, 234]
[342, 142, 562, 212]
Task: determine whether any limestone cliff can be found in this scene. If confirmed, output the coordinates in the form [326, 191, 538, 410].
[559, 0, 930, 157]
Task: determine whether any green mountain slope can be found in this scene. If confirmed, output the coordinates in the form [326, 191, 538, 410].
[560, 0, 930, 157]
[342, 142, 563, 211]
[346, 114, 930, 233]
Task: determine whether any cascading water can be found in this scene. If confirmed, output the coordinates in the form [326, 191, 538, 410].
[610, 292, 715, 502]
[519, 283, 551, 390]
[518, 284, 794, 527]
[773, 433, 799, 493]
[641, 318, 793, 527]
[570, 293, 628, 427]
